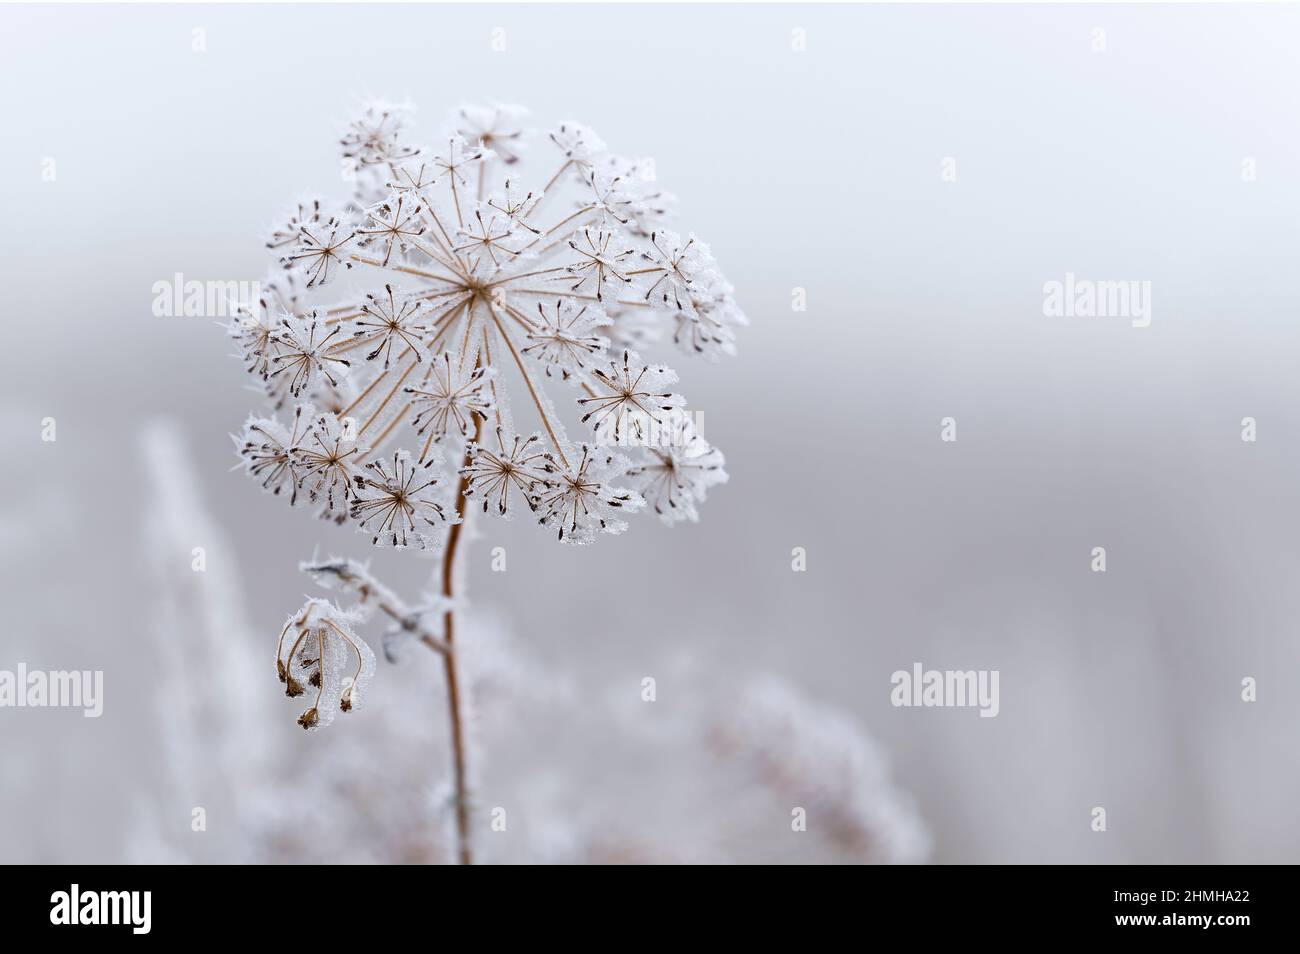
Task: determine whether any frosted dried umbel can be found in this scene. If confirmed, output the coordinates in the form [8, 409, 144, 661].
[275, 598, 376, 730]
[223, 102, 751, 865]
[230, 100, 744, 550]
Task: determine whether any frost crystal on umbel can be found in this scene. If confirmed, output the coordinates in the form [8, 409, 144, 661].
[230, 100, 744, 551]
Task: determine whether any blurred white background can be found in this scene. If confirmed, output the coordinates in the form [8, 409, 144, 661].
[2, 2, 1299, 863]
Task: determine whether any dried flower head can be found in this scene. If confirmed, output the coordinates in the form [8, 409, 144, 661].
[404, 351, 495, 451]
[533, 444, 643, 544]
[456, 103, 528, 164]
[276, 598, 376, 730]
[639, 230, 717, 313]
[266, 197, 324, 250]
[269, 314, 351, 397]
[237, 406, 312, 502]
[578, 348, 684, 444]
[353, 283, 433, 368]
[461, 427, 550, 518]
[523, 298, 611, 383]
[230, 101, 747, 548]
[625, 415, 728, 524]
[357, 195, 426, 268]
[230, 104, 751, 867]
[341, 101, 419, 167]
[292, 411, 368, 523]
[350, 449, 454, 549]
[283, 217, 357, 288]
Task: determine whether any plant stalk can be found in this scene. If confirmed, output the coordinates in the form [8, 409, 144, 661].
[435, 417, 481, 865]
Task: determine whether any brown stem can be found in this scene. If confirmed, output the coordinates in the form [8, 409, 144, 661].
[298, 558, 450, 656]
[303, 428, 481, 865]
[438, 414, 482, 865]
